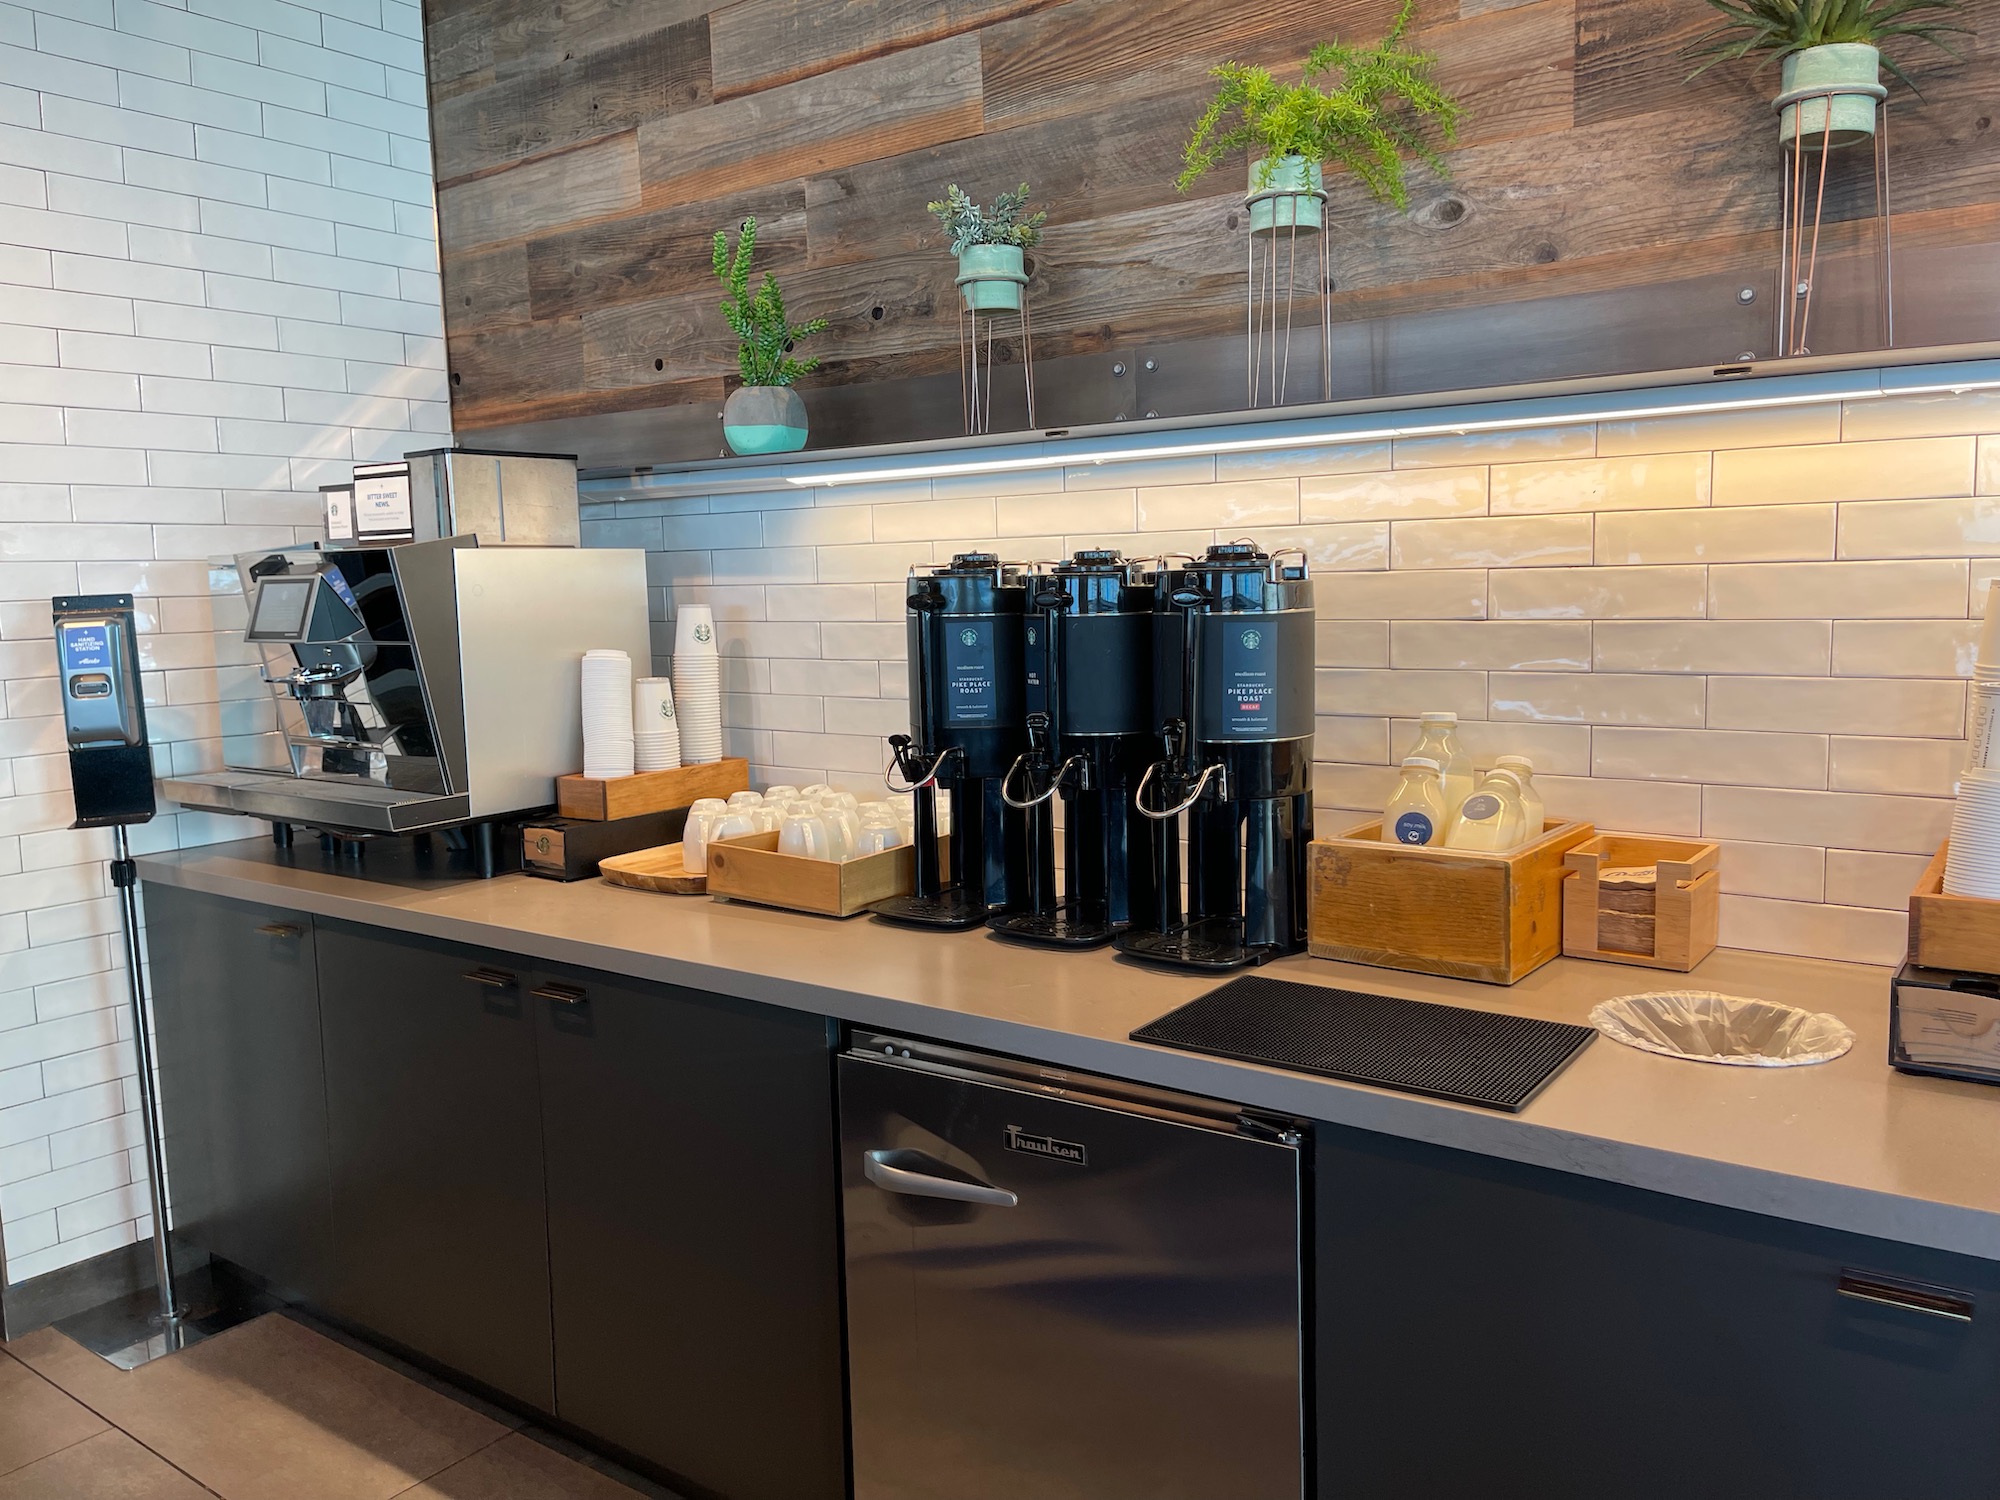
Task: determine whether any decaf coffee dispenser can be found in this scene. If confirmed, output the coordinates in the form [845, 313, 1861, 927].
[1116, 542, 1315, 972]
[873, 554, 1036, 930]
[989, 551, 1160, 948]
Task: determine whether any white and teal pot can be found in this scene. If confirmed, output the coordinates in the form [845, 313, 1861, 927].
[1247, 154, 1325, 236]
[722, 385, 808, 455]
[1776, 43, 1885, 150]
[956, 243, 1026, 312]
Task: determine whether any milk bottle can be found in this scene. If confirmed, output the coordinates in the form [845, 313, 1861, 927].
[1406, 712, 1474, 814]
[1493, 755, 1544, 836]
[1381, 757, 1447, 846]
[1444, 768, 1530, 851]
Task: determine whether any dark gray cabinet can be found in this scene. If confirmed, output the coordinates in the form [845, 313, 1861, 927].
[144, 882, 332, 1304]
[532, 961, 845, 1500]
[314, 921, 553, 1411]
[1315, 1125, 2000, 1500]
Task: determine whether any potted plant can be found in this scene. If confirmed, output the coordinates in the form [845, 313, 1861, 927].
[1176, 0, 1461, 234]
[926, 183, 1047, 313]
[1686, 0, 1967, 148]
[711, 217, 828, 455]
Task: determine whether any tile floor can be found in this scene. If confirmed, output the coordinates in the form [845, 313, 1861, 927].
[0, 1312, 672, 1499]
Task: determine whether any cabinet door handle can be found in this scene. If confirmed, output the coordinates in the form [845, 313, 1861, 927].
[1838, 1270, 1974, 1323]
[462, 968, 518, 989]
[864, 1149, 1018, 1208]
[255, 922, 303, 938]
[530, 981, 588, 1007]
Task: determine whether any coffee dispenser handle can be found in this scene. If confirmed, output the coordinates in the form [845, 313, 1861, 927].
[885, 737, 961, 794]
[1133, 759, 1223, 820]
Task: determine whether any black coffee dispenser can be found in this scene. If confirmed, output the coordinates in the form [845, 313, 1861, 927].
[988, 550, 1160, 949]
[872, 553, 1037, 930]
[1116, 542, 1315, 972]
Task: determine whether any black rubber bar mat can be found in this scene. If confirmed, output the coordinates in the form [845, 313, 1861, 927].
[1131, 976, 1595, 1113]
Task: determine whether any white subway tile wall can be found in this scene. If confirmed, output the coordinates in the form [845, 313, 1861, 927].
[588, 393, 2000, 979]
[0, 0, 444, 1286]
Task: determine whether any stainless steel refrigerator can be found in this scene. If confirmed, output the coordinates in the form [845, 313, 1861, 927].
[839, 1033, 1306, 1500]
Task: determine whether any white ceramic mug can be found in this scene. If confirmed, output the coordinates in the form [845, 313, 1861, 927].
[750, 803, 784, 833]
[712, 809, 757, 844]
[728, 790, 764, 808]
[778, 806, 831, 860]
[855, 821, 903, 856]
[763, 784, 800, 803]
[799, 783, 833, 800]
[681, 807, 722, 875]
[819, 805, 859, 862]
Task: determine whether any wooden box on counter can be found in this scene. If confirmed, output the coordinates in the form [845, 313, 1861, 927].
[1907, 844, 2000, 975]
[1560, 834, 1719, 972]
[1307, 819, 1595, 985]
[705, 831, 916, 919]
[555, 758, 749, 821]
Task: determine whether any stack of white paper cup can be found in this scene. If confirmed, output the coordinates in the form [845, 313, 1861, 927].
[1946, 770, 2000, 897]
[1969, 581, 2000, 774]
[581, 649, 634, 780]
[671, 605, 723, 764]
[633, 677, 681, 772]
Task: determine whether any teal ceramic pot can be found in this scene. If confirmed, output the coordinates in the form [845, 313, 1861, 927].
[956, 243, 1026, 312]
[1247, 155, 1325, 236]
[1777, 44, 1883, 150]
[722, 385, 808, 455]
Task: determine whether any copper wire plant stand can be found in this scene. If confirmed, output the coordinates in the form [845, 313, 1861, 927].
[1775, 82, 1896, 357]
[956, 265, 1037, 436]
[1245, 185, 1333, 408]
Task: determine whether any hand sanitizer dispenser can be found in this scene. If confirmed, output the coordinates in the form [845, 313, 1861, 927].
[52, 593, 155, 827]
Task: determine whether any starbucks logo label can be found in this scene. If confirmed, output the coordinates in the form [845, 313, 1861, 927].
[1241, 629, 1263, 649]
[960, 627, 979, 646]
[693, 622, 711, 644]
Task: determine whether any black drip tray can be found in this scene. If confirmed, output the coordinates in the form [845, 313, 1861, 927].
[1131, 976, 1595, 1113]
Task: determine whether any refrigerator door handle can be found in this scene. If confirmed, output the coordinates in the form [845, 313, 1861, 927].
[864, 1149, 1019, 1208]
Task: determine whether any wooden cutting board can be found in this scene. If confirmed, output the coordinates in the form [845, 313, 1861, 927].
[599, 843, 707, 895]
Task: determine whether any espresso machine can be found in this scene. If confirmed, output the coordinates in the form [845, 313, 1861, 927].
[988, 550, 1160, 948]
[161, 535, 650, 868]
[1115, 542, 1315, 972]
[872, 553, 1037, 930]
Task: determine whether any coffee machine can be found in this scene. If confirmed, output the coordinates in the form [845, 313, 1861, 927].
[872, 553, 1037, 930]
[988, 550, 1160, 949]
[161, 536, 650, 866]
[1115, 542, 1315, 972]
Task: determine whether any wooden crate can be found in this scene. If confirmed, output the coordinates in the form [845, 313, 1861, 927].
[1308, 819, 1595, 985]
[555, 758, 748, 821]
[1908, 843, 2000, 975]
[705, 831, 916, 919]
[1561, 834, 1720, 972]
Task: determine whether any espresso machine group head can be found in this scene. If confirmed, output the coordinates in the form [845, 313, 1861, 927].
[871, 553, 1035, 930]
[988, 550, 1160, 949]
[1115, 542, 1316, 972]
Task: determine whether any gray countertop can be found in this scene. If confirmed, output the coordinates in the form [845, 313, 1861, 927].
[137, 839, 2000, 1261]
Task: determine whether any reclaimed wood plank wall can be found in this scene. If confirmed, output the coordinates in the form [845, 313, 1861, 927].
[422, 0, 1999, 438]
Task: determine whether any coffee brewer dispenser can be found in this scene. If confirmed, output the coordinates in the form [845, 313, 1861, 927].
[1115, 542, 1315, 972]
[872, 553, 1036, 930]
[988, 550, 1160, 948]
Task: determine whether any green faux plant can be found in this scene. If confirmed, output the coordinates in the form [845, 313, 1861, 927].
[1175, 0, 1462, 211]
[710, 217, 827, 388]
[925, 184, 1048, 258]
[1683, 0, 1968, 89]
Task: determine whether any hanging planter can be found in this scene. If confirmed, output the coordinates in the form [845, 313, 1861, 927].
[956, 242, 1027, 312]
[710, 216, 827, 457]
[1774, 42, 1885, 148]
[1247, 155, 1326, 236]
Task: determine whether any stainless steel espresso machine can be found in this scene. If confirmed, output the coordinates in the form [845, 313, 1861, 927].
[1115, 542, 1316, 972]
[162, 536, 650, 869]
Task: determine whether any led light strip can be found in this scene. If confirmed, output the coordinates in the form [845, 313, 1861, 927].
[780, 373, 2000, 489]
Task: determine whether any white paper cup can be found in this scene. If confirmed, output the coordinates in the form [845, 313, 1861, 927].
[674, 606, 718, 658]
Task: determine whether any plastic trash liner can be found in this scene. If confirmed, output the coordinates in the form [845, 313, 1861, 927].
[1588, 990, 1854, 1067]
